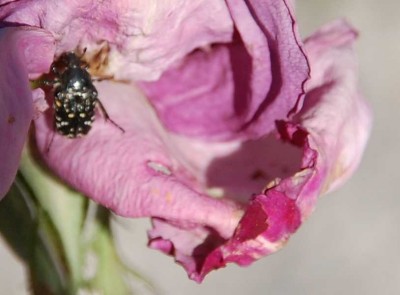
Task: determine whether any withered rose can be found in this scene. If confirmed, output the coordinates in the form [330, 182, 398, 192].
[0, 0, 371, 282]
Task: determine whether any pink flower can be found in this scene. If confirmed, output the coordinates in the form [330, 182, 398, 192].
[0, 1, 371, 282]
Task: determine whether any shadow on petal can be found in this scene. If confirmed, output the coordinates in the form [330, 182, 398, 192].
[206, 131, 303, 203]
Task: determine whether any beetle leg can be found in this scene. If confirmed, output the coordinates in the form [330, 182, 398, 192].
[96, 99, 125, 133]
[45, 126, 56, 154]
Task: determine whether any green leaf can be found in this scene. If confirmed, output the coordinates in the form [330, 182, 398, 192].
[19, 147, 87, 291]
[1, 145, 155, 294]
[82, 207, 155, 295]
[0, 176, 66, 294]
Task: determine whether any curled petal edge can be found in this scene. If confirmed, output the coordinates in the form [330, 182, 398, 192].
[149, 123, 316, 282]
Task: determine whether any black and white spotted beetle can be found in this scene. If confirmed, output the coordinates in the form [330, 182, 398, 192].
[43, 51, 124, 148]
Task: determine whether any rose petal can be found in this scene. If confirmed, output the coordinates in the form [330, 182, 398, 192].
[17, 2, 370, 283]
[148, 20, 371, 281]
[149, 124, 314, 282]
[34, 82, 243, 238]
[299, 20, 372, 197]
[140, 0, 309, 139]
[207, 21, 372, 279]
[0, 26, 54, 199]
[1, 0, 233, 81]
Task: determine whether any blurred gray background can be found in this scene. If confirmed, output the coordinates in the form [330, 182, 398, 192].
[1, 0, 399, 294]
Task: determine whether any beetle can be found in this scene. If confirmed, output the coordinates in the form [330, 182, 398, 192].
[43, 51, 124, 150]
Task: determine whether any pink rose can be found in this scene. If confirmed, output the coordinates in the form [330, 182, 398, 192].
[0, 1, 371, 282]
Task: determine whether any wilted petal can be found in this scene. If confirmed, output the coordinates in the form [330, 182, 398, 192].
[141, 0, 309, 139]
[11, 0, 370, 283]
[205, 21, 372, 278]
[148, 20, 371, 281]
[0, 0, 234, 81]
[34, 82, 243, 239]
[0, 26, 54, 199]
[299, 20, 372, 198]
[149, 124, 315, 281]
[34, 86, 311, 281]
